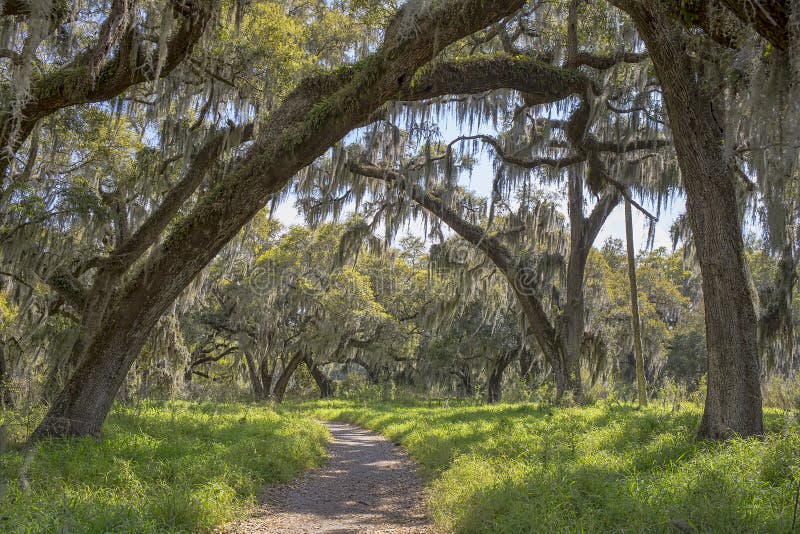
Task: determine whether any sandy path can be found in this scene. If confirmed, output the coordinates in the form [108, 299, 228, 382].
[222, 422, 435, 533]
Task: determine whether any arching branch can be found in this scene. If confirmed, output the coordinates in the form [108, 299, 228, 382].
[401, 54, 596, 104]
[437, 134, 585, 170]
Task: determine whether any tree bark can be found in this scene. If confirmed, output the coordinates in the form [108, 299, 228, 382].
[305, 356, 335, 398]
[625, 199, 648, 407]
[614, 0, 762, 438]
[31, 0, 526, 441]
[486, 352, 513, 403]
[0, 343, 12, 408]
[271, 352, 305, 403]
[244, 352, 266, 401]
[260, 364, 273, 399]
[519, 346, 538, 387]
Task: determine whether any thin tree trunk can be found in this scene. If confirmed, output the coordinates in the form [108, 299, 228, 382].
[519, 346, 537, 387]
[0, 343, 12, 408]
[486, 353, 512, 403]
[615, 0, 762, 438]
[555, 169, 591, 404]
[625, 199, 648, 407]
[271, 352, 305, 403]
[260, 363, 273, 398]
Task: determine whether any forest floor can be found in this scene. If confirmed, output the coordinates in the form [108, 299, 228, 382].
[222, 421, 433, 533]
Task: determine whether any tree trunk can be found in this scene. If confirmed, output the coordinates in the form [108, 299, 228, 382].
[0, 343, 12, 408]
[555, 173, 591, 403]
[271, 352, 305, 403]
[625, 199, 648, 407]
[456, 370, 473, 397]
[305, 356, 335, 398]
[486, 353, 513, 403]
[244, 352, 266, 401]
[30, 0, 526, 441]
[260, 364, 273, 398]
[32, 316, 153, 438]
[617, 0, 762, 438]
[519, 346, 537, 387]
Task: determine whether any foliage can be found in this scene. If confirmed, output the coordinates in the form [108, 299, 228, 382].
[0, 401, 328, 533]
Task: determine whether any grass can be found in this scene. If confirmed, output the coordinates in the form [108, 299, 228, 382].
[0, 401, 329, 533]
[304, 399, 800, 533]
[3, 398, 798, 533]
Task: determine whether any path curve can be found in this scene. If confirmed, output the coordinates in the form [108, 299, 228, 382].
[223, 422, 434, 533]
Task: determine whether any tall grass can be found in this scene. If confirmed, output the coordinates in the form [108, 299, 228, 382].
[0, 401, 328, 533]
[307, 399, 800, 533]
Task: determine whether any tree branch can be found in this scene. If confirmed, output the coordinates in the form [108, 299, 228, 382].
[103, 122, 253, 273]
[1, 0, 216, 166]
[349, 159, 559, 353]
[437, 134, 585, 170]
[400, 54, 595, 104]
[719, 0, 789, 50]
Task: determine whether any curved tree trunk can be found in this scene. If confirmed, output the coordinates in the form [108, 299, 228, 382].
[625, 199, 648, 407]
[271, 352, 305, 403]
[615, 0, 762, 438]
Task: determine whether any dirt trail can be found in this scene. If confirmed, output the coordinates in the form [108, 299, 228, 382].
[223, 422, 435, 533]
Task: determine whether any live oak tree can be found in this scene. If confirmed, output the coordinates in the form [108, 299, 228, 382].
[607, 0, 797, 438]
[340, 98, 670, 402]
[13, 0, 523, 439]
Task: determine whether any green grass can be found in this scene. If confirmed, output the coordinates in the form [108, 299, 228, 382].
[0, 401, 329, 533]
[304, 399, 800, 533]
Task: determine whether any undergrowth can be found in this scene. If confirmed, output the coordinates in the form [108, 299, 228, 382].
[0, 401, 328, 533]
[304, 399, 800, 533]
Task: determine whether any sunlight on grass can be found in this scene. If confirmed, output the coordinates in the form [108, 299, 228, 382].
[305, 400, 800, 533]
[0, 401, 328, 533]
